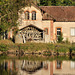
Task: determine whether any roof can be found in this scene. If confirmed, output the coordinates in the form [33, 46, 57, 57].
[39, 6, 75, 22]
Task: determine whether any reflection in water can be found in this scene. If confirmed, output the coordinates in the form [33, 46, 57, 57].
[21, 60, 43, 73]
[0, 60, 75, 75]
[0, 60, 17, 75]
[56, 60, 62, 69]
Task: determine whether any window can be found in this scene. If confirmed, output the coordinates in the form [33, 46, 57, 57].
[56, 60, 62, 69]
[56, 28, 61, 37]
[32, 11, 36, 20]
[44, 28, 48, 34]
[25, 11, 29, 20]
[71, 61, 75, 69]
[71, 28, 75, 36]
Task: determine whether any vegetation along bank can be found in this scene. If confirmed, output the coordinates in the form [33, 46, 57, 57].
[0, 40, 75, 56]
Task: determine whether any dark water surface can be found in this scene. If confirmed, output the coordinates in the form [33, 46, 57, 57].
[0, 55, 75, 75]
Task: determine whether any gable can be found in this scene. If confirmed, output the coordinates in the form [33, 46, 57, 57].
[19, 3, 42, 14]
[18, 3, 43, 21]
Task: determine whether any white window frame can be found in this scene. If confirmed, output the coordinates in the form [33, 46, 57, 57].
[71, 28, 75, 36]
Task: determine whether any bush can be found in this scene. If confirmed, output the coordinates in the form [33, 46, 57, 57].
[0, 44, 8, 51]
[65, 38, 70, 44]
[57, 33, 63, 43]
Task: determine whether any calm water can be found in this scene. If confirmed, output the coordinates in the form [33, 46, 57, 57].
[0, 55, 75, 75]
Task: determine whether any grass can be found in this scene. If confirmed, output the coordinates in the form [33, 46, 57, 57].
[18, 42, 72, 53]
[0, 40, 75, 53]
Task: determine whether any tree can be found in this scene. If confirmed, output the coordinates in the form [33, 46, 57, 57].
[0, 0, 28, 39]
[61, 0, 72, 6]
[50, 0, 57, 6]
[39, 0, 73, 6]
[40, 0, 49, 6]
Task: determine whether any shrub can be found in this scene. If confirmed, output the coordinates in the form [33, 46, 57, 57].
[65, 38, 70, 44]
[57, 33, 63, 43]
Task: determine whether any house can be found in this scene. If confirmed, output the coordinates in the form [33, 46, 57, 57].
[16, 3, 75, 43]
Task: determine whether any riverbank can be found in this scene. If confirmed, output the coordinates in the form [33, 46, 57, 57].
[0, 40, 75, 55]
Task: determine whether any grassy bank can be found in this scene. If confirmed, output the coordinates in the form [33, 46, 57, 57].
[0, 40, 75, 54]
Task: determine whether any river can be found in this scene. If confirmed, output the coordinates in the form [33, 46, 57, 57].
[0, 54, 75, 75]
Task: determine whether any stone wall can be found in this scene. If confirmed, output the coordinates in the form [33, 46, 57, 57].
[54, 22, 75, 43]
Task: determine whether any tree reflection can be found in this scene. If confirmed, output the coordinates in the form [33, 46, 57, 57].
[0, 60, 17, 75]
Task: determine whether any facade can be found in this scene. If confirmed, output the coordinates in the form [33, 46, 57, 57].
[16, 3, 75, 43]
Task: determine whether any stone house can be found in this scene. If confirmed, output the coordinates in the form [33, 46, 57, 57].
[16, 3, 75, 43]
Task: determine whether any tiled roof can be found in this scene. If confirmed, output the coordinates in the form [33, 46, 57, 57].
[39, 6, 75, 22]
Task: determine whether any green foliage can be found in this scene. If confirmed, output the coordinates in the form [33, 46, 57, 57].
[0, 0, 29, 35]
[18, 43, 55, 51]
[15, 42, 71, 54]
[39, 0, 74, 6]
[65, 38, 70, 44]
[40, 0, 49, 6]
[0, 44, 8, 51]
[58, 47, 69, 53]
[51, 0, 58, 6]
[61, 0, 72, 6]
[57, 33, 63, 43]
[70, 46, 75, 50]
[72, 1, 75, 5]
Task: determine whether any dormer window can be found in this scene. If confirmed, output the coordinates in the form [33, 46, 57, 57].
[25, 11, 29, 20]
[32, 11, 36, 20]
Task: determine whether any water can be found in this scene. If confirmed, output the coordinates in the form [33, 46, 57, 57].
[0, 55, 75, 75]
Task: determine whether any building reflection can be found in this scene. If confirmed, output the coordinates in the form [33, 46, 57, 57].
[21, 60, 43, 73]
[55, 60, 62, 69]
[0, 60, 75, 75]
[16, 60, 51, 75]
[53, 60, 75, 75]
